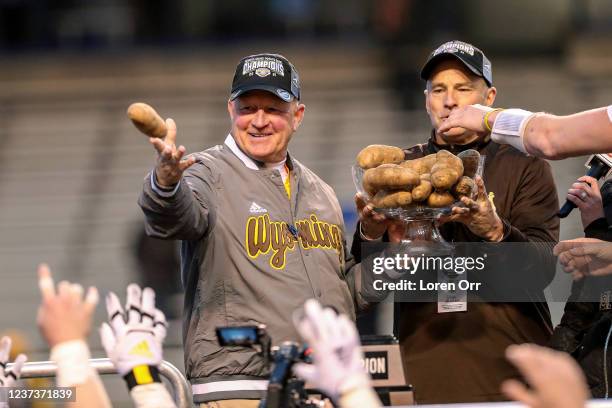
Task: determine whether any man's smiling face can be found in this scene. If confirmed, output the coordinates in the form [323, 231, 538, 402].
[228, 90, 305, 163]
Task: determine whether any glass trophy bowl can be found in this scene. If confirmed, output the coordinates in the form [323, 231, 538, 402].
[352, 149, 484, 254]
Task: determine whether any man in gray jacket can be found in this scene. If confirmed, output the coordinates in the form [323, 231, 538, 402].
[139, 53, 358, 407]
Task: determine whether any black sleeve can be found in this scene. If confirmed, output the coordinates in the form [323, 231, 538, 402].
[350, 221, 365, 263]
[498, 158, 560, 291]
[550, 279, 599, 353]
[584, 217, 612, 241]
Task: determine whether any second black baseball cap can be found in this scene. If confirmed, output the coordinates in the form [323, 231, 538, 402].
[230, 53, 301, 102]
[420, 40, 493, 86]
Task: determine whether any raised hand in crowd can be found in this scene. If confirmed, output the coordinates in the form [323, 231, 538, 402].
[502, 343, 589, 408]
[0, 336, 27, 388]
[36, 263, 111, 408]
[37, 264, 99, 348]
[101, 284, 175, 408]
[293, 299, 381, 408]
[0, 336, 27, 399]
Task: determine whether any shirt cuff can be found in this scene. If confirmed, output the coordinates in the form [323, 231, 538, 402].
[359, 223, 383, 242]
[497, 218, 529, 242]
[150, 171, 181, 198]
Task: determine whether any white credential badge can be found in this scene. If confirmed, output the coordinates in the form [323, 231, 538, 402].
[437, 268, 467, 313]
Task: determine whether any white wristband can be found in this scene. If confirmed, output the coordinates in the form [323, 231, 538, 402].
[339, 386, 381, 408]
[607, 105, 612, 123]
[50, 340, 95, 386]
[490, 109, 535, 153]
[130, 383, 177, 408]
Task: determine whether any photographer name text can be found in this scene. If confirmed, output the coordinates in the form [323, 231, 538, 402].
[373, 279, 481, 291]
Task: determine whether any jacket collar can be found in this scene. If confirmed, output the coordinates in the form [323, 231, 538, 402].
[224, 134, 295, 171]
[224, 134, 259, 170]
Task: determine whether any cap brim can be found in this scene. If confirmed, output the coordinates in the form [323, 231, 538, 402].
[229, 84, 295, 102]
[420, 53, 488, 85]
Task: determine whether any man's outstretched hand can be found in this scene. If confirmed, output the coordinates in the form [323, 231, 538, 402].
[150, 118, 196, 188]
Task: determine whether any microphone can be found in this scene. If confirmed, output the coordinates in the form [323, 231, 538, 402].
[558, 154, 612, 218]
[602, 179, 612, 226]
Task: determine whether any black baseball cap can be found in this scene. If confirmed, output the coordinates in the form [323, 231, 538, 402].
[230, 53, 301, 102]
[420, 41, 493, 86]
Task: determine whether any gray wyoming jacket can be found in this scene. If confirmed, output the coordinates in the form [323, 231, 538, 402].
[139, 135, 359, 403]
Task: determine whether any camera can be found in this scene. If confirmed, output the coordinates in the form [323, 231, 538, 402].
[216, 325, 267, 346]
[216, 325, 323, 408]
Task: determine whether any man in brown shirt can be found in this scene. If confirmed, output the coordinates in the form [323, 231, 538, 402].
[352, 40, 560, 403]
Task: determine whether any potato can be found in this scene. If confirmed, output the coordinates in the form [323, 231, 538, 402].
[430, 166, 460, 190]
[400, 154, 437, 175]
[400, 160, 428, 175]
[412, 179, 432, 202]
[429, 150, 463, 190]
[427, 191, 455, 208]
[363, 164, 420, 193]
[422, 153, 438, 168]
[435, 150, 464, 173]
[357, 145, 405, 169]
[452, 176, 476, 198]
[458, 149, 481, 178]
[371, 190, 412, 208]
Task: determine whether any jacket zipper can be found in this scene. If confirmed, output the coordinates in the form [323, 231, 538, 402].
[287, 170, 317, 298]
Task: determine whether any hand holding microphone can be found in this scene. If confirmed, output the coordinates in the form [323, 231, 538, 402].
[564, 176, 604, 228]
[558, 154, 612, 218]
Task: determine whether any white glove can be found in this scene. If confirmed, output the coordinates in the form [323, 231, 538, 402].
[292, 299, 370, 402]
[0, 336, 27, 387]
[100, 284, 167, 377]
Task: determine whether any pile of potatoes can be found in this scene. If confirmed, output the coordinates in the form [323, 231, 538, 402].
[357, 144, 480, 208]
